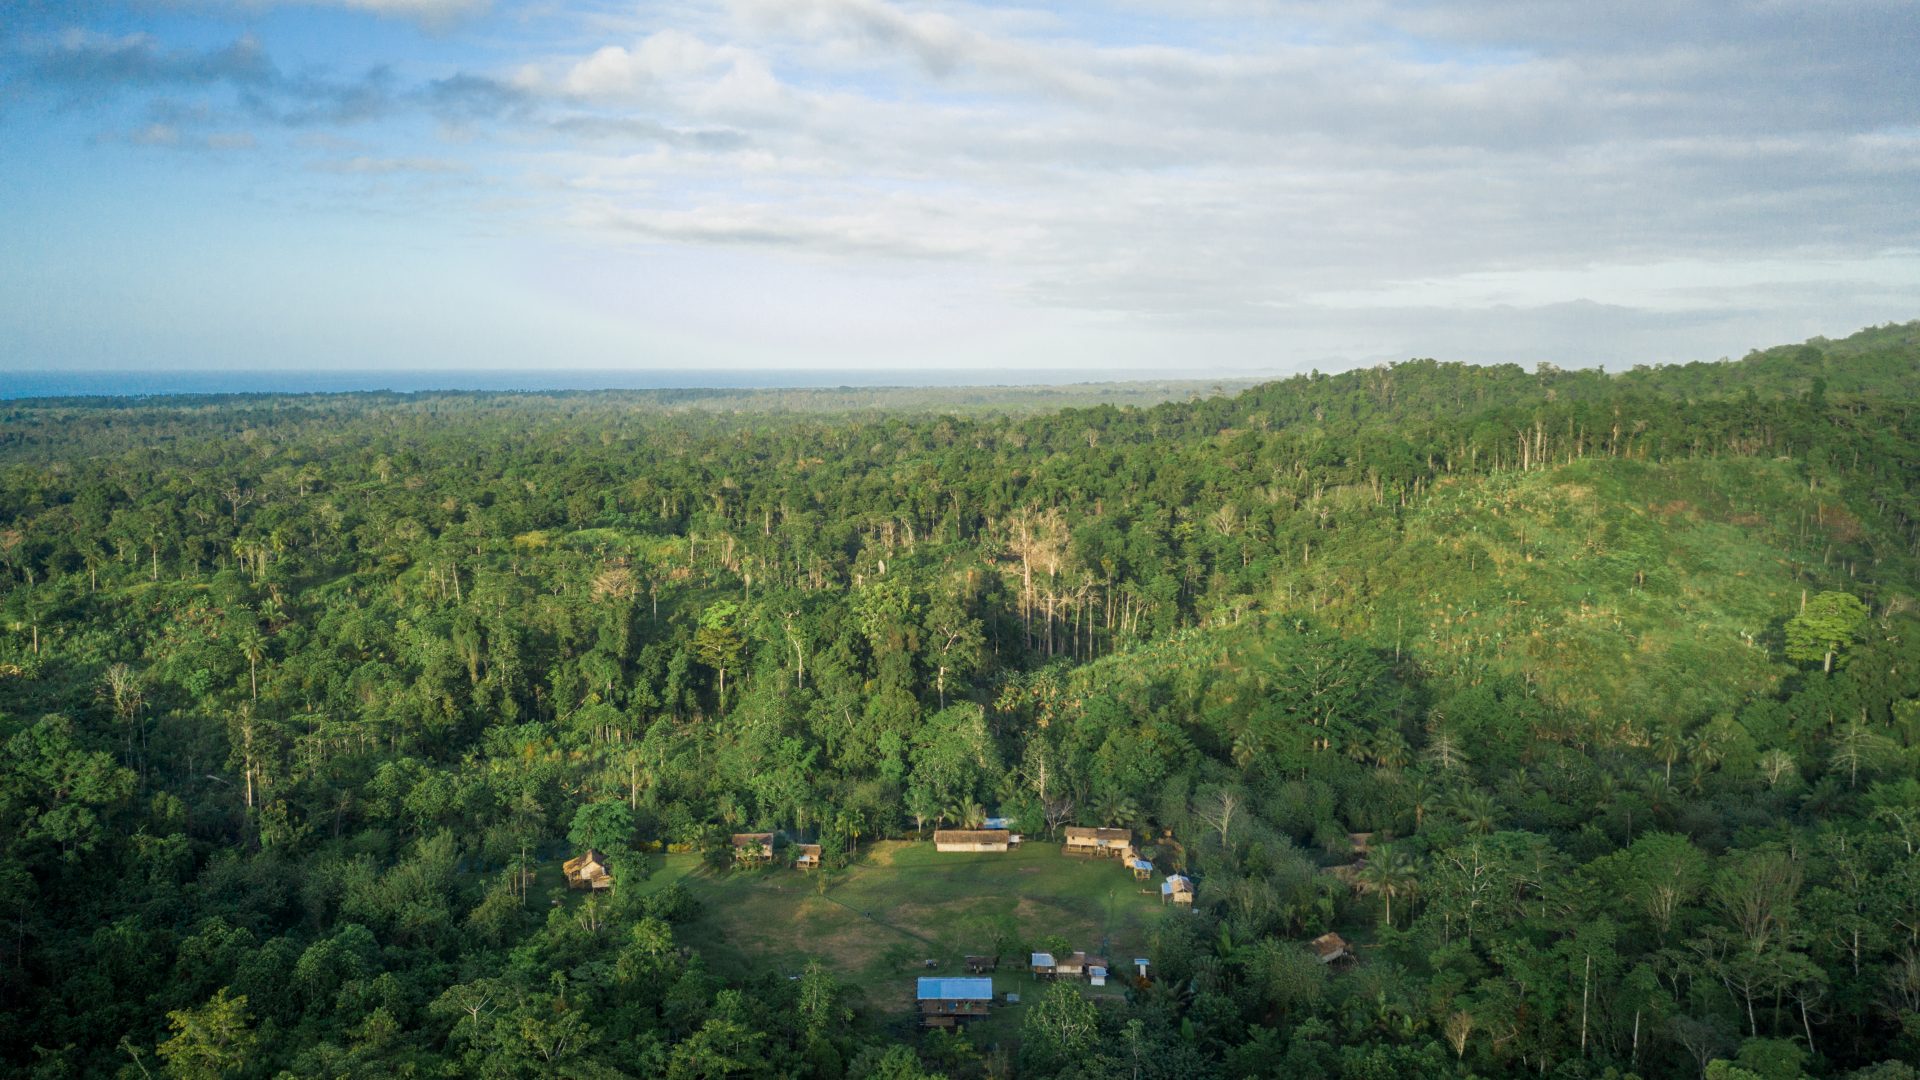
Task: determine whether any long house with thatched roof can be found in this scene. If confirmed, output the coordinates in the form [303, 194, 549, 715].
[1062, 826, 1132, 857]
[934, 828, 1011, 852]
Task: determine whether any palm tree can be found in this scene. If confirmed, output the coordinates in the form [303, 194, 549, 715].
[1357, 844, 1418, 928]
[1688, 730, 1726, 773]
[1445, 789, 1499, 835]
[1649, 722, 1686, 784]
[1635, 771, 1673, 823]
[834, 807, 866, 858]
[1404, 771, 1439, 831]
[1093, 792, 1139, 829]
[1368, 729, 1410, 771]
[949, 800, 987, 830]
[235, 624, 267, 701]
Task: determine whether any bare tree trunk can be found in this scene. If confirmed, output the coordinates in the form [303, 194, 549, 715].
[1580, 954, 1590, 1055]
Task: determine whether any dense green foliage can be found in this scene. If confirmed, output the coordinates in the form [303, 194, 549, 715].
[3, 320, 1920, 1079]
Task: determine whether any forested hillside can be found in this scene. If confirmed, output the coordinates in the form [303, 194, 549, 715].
[4, 322, 1920, 1080]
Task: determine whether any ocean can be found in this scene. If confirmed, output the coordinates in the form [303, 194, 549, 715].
[0, 368, 1179, 400]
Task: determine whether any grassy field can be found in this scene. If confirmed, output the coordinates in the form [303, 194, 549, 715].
[628, 840, 1176, 1040]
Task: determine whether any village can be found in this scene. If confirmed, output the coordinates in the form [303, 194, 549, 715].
[554, 817, 1362, 1039]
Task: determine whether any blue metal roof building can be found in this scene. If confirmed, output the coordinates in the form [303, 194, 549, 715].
[917, 977, 994, 1001]
[918, 976, 994, 1027]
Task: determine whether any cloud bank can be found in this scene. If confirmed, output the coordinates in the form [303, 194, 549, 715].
[2, 0, 1916, 370]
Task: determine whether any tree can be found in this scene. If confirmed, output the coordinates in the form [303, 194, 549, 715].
[666, 1014, 763, 1078]
[1830, 722, 1895, 788]
[1785, 591, 1869, 673]
[3, 713, 137, 860]
[234, 622, 267, 701]
[694, 601, 746, 710]
[1713, 849, 1801, 954]
[569, 800, 635, 853]
[1443, 1010, 1473, 1060]
[795, 959, 849, 1053]
[1616, 832, 1708, 937]
[1356, 844, 1418, 928]
[1422, 728, 1471, 773]
[1193, 785, 1244, 852]
[1755, 748, 1797, 789]
[1021, 981, 1098, 1074]
[849, 1044, 945, 1080]
[99, 662, 147, 780]
[430, 976, 509, 1051]
[157, 987, 257, 1079]
[1444, 788, 1499, 835]
[1733, 1037, 1808, 1080]
[924, 593, 983, 710]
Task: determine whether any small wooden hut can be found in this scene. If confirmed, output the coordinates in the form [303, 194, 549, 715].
[793, 843, 822, 870]
[1162, 873, 1194, 905]
[965, 955, 999, 974]
[1309, 932, 1351, 964]
[1030, 951, 1057, 979]
[563, 849, 614, 891]
[1053, 951, 1091, 980]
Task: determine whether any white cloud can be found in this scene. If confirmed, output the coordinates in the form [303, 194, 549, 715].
[558, 30, 786, 115]
[729, 0, 1113, 99]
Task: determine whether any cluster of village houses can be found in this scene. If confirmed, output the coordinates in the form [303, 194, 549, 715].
[561, 820, 1353, 1030]
[931, 823, 1197, 901]
[912, 824, 1355, 1026]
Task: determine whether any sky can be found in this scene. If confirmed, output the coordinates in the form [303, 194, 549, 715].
[1, 0, 1917, 378]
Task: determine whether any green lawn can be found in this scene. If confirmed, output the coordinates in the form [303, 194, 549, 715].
[633, 840, 1171, 1036]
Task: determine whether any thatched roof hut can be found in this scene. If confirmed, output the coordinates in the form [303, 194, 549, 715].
[731, 832, 775, 861]
[1309, 932, 1351, 964]
[563, 849, 614, 891]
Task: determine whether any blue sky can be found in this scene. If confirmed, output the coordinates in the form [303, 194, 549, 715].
[2, 0, 1917, 376]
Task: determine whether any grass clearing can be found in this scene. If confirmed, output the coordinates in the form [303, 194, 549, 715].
[636, 840, 1173, 1036]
